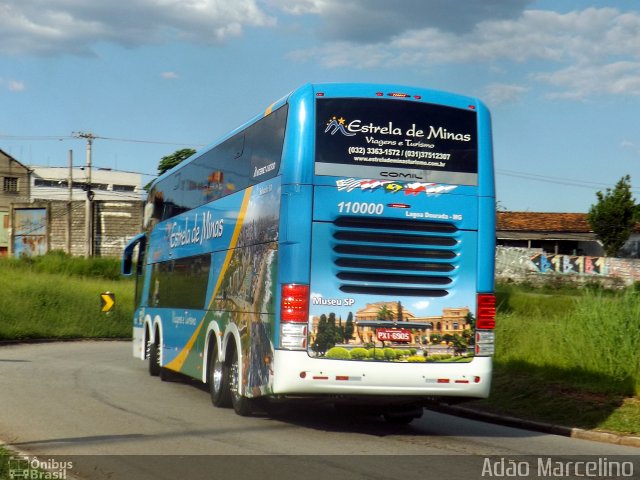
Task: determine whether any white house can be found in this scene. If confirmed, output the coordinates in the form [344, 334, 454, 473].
[30, 166, 144, 202]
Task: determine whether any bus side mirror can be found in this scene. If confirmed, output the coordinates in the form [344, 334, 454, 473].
[122, 253, 133, 276]
[122, 233, 145, 276]
[143, 202, 154, 229]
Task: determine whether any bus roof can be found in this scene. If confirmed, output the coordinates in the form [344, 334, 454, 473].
[149, 83, 486, 192]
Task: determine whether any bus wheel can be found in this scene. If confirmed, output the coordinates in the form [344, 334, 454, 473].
[148, 341, 161, 377]
[383, 413, 416, 425]
[229, 347, 254, 416]
[383, 405, 423, 425]
[208, 342, 231, 408]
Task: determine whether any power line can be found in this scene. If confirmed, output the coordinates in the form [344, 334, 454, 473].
[0, 135, 72, 141]
[0, 133, 204, 147]
[496, 169, 640, 193]
[3, 133, 636, 192]
[97, 135, 205, 147]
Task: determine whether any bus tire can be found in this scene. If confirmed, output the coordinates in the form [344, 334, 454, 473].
[229, 347, 254, 416]
[148, 341, 161, 377]
[383, 405, 423, 424]
[383, 413, 416, 425]
[208, 342, 231, 408]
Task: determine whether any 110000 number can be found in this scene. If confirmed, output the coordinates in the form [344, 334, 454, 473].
[337, 201, 384, 215]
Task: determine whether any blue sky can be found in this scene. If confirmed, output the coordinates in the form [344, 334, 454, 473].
[1, 0, 639, 213]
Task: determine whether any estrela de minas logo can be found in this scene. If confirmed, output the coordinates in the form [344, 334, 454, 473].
[324, 116, 356, 136]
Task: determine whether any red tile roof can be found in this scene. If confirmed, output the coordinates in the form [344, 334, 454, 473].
[497, 212, 592, 233]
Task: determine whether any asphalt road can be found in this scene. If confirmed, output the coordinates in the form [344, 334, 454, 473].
[0, 341, 638, 480]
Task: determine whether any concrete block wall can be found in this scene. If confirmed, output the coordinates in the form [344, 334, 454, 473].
[43, 200, 143, 257]
[94, 201, 143, 257]
[496, 246, 640, 287]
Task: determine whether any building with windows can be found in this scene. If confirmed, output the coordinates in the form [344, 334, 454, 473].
[0, 154, 145, 257]
[15, 166, 146, 257]
[30, 166, 143, 202]
[0, 149, 31, 256]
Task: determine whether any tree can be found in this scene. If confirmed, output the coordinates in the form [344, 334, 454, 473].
[158, 148, 195, 175]
[450, 334, 468, 356]
[377, 304, 394, 321]
[312, 314, 331, 355]
[329, 313, 342, 345]
[343, 312, 354, 344]
[587, 175, 637, 257]
[144, 148, 196, 191]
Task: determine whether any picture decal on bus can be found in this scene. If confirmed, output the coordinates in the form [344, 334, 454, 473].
[309, 301, 476, 363]
[160, 178, 281, 395]
[336, 178, 458, 195]
[315, 98, 478, 185]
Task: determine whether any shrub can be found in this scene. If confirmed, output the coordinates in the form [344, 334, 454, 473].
[426, 354, 453, 362]
[326, 347, 351, 360]
[407, 356, 426, 363]
[349, 348, 369, 360]
[384, 348, 396, 360]
[368, 348, 385, 360]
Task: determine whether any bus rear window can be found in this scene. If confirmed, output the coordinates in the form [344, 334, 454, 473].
[315, 98, 478, 185]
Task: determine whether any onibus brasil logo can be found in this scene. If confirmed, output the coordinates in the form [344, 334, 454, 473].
[8, 455, 73, 479]
[325, 116, 356, 136]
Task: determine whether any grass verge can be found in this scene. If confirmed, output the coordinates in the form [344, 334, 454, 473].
[0, 447, 8, 480]
[0, 254, 133, 340]
[465, 282, 640, 436]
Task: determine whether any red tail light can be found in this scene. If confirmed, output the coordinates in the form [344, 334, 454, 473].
[476, 293, 496, 329]
[281, 284, 309, 323]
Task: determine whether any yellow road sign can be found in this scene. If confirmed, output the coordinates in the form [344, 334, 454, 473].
[101, 292, 115, 313]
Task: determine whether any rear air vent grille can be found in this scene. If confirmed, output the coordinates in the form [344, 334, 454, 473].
[331, 216, 460, 297]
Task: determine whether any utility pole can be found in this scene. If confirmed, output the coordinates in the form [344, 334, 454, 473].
[67, 150, 73, 255]
[74, 132, 96, 258]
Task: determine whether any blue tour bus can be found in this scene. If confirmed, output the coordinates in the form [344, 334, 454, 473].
[123, 83, 496, 422]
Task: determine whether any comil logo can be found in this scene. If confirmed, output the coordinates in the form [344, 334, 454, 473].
[324, 116, 356, 136]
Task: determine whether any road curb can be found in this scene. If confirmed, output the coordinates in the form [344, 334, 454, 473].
[431, 403, 640, 448]
[0, 338, 130, 346]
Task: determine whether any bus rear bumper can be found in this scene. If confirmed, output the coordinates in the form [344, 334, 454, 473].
[272, 350, 492, 399]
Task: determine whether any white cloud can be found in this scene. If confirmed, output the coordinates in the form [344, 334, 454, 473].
[8, 80, 26, 92]
[412, 300, 430, 311]
[534, 61, 640, 100]
[0, 0, 275, 56]
[288, 41, 393, 68]
[621, 140, 640, 156]
[266, 0, 326, 15]
[0, 78, 26, 92]
[161, 71, 179, 80]
[484, 84, 528, 105]
[290, 7, 640, 100]
[273, 0, 532, 42]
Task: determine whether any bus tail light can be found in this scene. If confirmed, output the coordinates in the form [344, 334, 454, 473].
[475, 293, 496, 356]
[280, 284, 309, 350]
[476, 293, 496, 329]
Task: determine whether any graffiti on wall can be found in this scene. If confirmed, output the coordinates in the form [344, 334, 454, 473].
[13, 208, 47, 257]
[530, 253, 607, 276]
